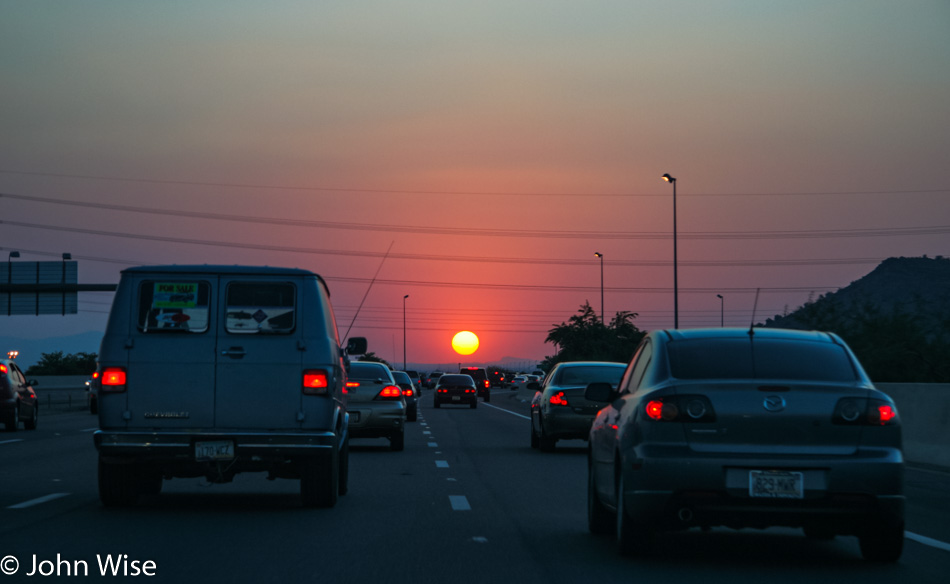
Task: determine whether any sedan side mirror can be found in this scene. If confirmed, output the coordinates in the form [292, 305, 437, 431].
[585, 382, 617, 403]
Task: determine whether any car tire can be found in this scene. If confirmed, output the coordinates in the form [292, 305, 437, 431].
[390, 428, 405, 452]
[300, 447, 339, 508]
[588, 456, 613, 535]
[5, 405, 19, 432]
[140, 472, 163, 496]
[471, 400, 477, 409]
[407, 406, 417, 422]
[538, 422, 556, 452]
[803, 525, 835, 540]
[530, 423, 539, 449]
[616, 472, 654, 555]
[338, 435, 350, 496]
[484, 392, 491, 403]
[858, 519, 904, 562]
[24, 404, 37, 431]
[98, 459, 141, 507]
[434, 400, 440, 408]
[90, 396, 98, 415]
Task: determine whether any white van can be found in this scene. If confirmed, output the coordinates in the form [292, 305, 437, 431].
[93, 265, 366, 508]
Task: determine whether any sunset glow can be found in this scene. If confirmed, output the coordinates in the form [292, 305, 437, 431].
[452, 331, 479, 356]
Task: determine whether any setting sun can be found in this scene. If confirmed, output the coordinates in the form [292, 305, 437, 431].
[451, 331, 479, 355]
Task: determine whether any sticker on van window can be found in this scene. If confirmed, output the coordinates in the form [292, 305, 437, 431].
[153, 283, 198, 308]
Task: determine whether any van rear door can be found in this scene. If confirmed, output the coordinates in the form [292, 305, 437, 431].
[124, 278, 217, 429]
[214, 278, 303, 429]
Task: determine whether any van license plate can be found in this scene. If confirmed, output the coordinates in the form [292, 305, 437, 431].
[195, 440, 235, 461]
[749, 470, 803, 498]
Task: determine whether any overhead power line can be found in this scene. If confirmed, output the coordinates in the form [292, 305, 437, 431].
[1, 171, 946, 198]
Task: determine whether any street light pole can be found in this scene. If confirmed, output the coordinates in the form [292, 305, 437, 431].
[7, 251, 19, 317]
[403, 294, 409, 370]
[717, 294, 724, 327]
[594, 252, 604, 322]
[662, 174, 678, 328]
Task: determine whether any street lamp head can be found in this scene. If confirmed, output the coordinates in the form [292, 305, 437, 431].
[594, 252, 602, 258]
[662, 173, 676, 183]
[717, 294, 723, 299]
[62, 253, 72, 260]
[8, 251, 20, 260]
[403, 294, 409, 299]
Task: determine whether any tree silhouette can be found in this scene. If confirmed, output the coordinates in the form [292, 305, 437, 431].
[541, 301, 644, 370]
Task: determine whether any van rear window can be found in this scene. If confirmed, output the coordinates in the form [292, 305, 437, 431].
[226, 282, 295, 334]
[138, 281, 211, 333]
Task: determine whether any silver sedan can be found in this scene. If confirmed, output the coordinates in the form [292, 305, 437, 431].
[586, 328, 904, 561]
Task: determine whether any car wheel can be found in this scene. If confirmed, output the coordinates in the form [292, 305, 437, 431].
[538, 421, 556, 452]
[471, 400, 477, 409]
[338, 435, 350, 496]
[616, 472, 654, 555]
[407, 406, 417, 422]
[530, 423, 539, 449]
[484, 392, 491, 403]
[90, 395, 98, 415]
[140, 471, 163, 496]
[300, 447, 339, 508]
[98, 459, 141, 507]
[390, 427, 405, 452]
[24, 403, 38, 430]
[588, 456, 613, 535]
[858, 519, 904, 562]
[803, 525, 835, 540]
[5, 405, 19, 432]
[434, 400, 441, 408]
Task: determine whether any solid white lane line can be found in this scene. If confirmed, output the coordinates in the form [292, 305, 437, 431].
[481, 402, 531, 420]
[0, 439, 24, 445]
[8, 493, 70, 509]
[449, 495, 471, 511]
[906, 532, 950, 552]
[435, 460, 449, 468]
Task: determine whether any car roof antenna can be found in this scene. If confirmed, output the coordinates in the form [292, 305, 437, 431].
[343, 240, 395, 343]
[748, 288, 761, 338]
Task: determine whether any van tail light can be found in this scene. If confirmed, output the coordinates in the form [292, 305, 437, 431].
[375, 385, 403, 401]
[303, 370, 330, 395]
[833, 398, 899, 426]
[100, 367, 127, 393]
[550, 391, 570, 406]
[644, 395, 715, 422]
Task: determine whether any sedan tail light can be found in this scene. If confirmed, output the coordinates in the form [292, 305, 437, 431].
[375, 385, 403, 400]
[303, 369, 329, 395]
[100, 367, 127, 393]
[549, 391, 570, 406]
[833, 398, 900, 426]
[644, 395, 715, 422]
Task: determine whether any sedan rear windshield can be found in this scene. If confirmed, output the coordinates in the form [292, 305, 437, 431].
[554, 365, 625, 386]
[667, 338, 858, 381]
[439, 375, 475, 386]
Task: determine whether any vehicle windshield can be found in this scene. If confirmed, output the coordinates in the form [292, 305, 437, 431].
[554, 365, 625, 386]
[349, 362, 391, 380]
[439, 375, 474, 386]
[667, 339, 858, 381]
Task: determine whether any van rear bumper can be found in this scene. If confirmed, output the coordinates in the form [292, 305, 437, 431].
[94, 430, 337, 460]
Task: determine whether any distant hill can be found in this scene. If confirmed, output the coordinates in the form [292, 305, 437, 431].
[763, 256, 950, 382]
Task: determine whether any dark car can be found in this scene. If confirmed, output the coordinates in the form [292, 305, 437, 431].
[586, 328, 904, 561]
[346, 361, 407, 451]
[529, 361, 626, 451]
[434, 374, 478, 409]
[392, 370, 419, 422]
[459, 367, 491, 402]
[1, 358, 39, 431]
[427, 371, 444, 389]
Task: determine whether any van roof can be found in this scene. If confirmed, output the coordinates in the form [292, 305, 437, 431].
[121, 265, 331, 293]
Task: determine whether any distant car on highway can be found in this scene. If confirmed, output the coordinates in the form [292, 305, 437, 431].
[460, 366, 491, 402]
[510, 375, 529, 391]
[347, 361, 407, 451]
[434, 374, 478, 409]
[0, 358, 39, 431]
[529, 361, 625, 451]
[586, 328, 904, 561]
[391, 370, 419, 422]
[427, 371, 444, 389]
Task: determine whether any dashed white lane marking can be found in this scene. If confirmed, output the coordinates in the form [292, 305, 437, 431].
[472, 537, 488, 543]
[0, 439, 24, 445]
[435, 460, 449, 468]
[906, 532, 950, 552]
[481, 402, 531, 420]
[8, 493, 70, 509]
[428, 442, 438, 447]
[423, 430, 431, 435]
[449, 495, 471, 511]
[81, 427, 99, 433]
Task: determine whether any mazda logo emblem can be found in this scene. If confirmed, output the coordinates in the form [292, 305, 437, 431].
[763, 395, 786, 412]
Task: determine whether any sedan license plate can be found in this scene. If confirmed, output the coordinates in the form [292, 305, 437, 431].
[452, 396, 461, 401]
[749, 470, 803, 499]
[195, 440, 234, 461]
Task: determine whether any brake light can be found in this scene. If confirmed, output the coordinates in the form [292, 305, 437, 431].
[375, 385, 403, 400]
[483, 379, 490, 389]
[100, 367, 127, 392]
[303, 370, 329, 395]
[92, 371, 100, 379]
[550, 391, 569, 406]
[0, 364, 7, 374]
[833, 398, 899, 426]
[644, 395, 715, 422]
[404, 387, 415, 397]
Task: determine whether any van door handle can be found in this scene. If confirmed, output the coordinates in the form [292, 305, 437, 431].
[221, 347, 246, 358]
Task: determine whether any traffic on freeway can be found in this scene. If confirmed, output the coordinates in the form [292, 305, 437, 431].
[1, 391, 949, 584]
